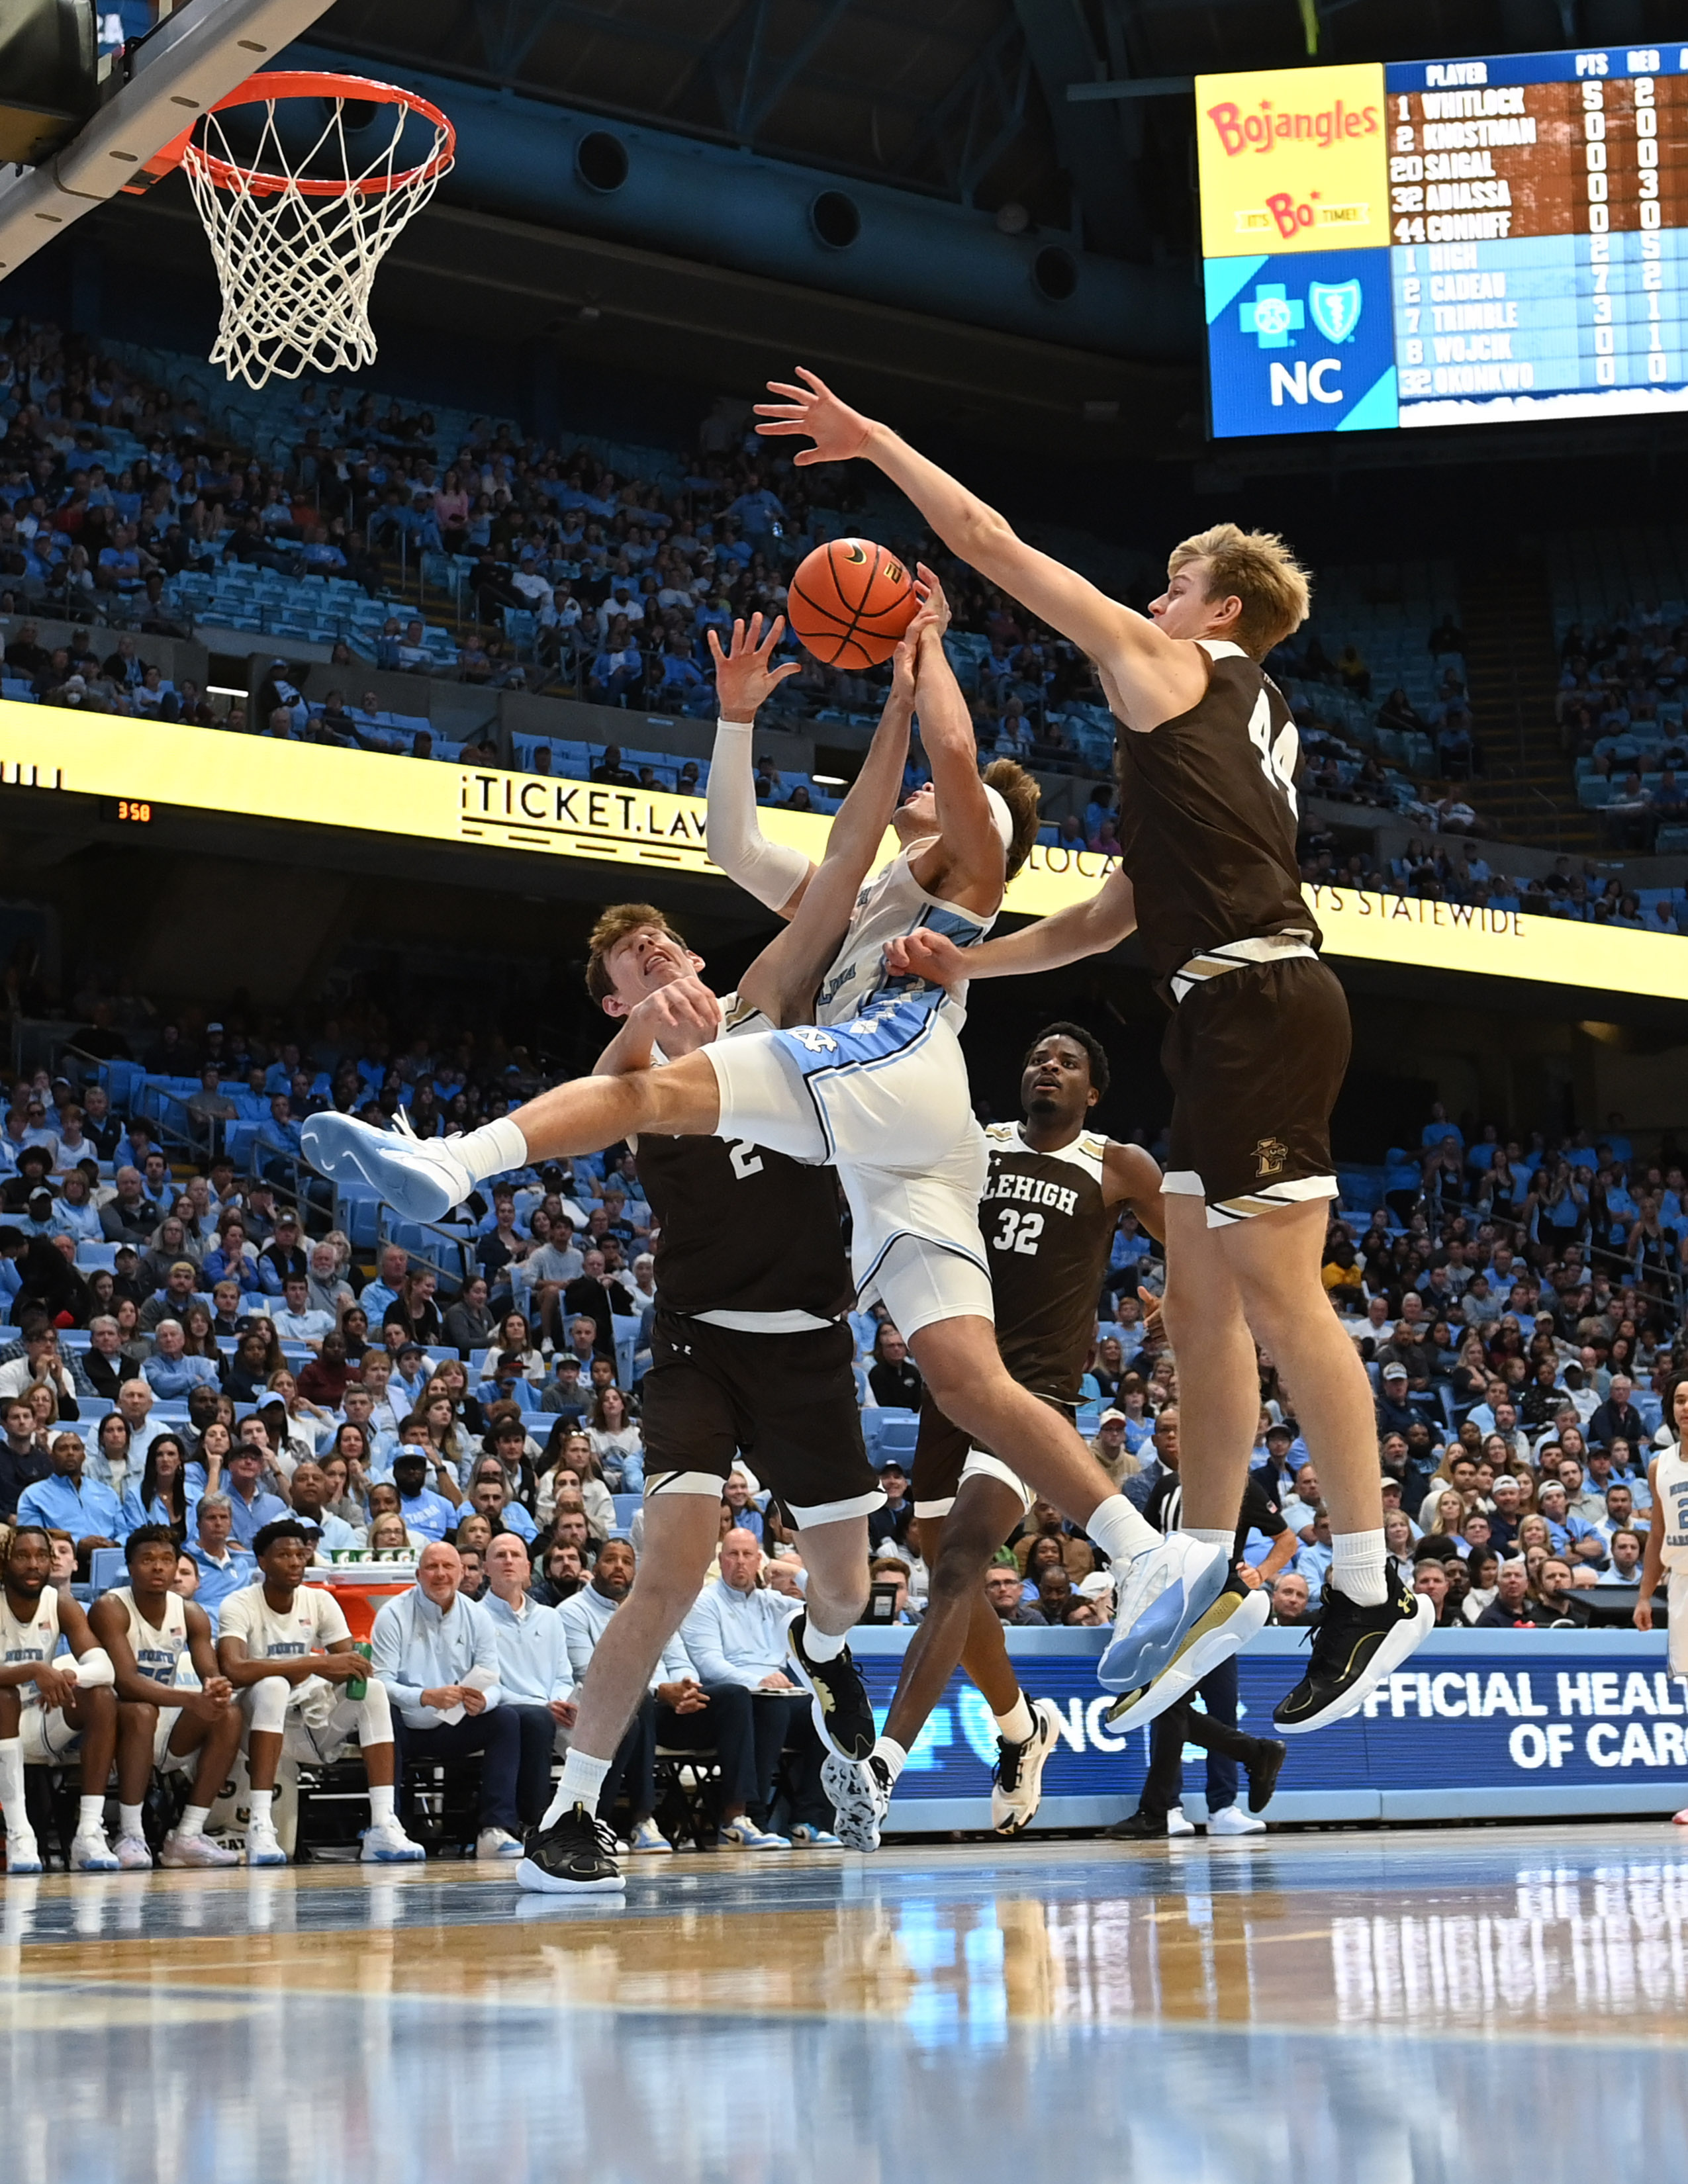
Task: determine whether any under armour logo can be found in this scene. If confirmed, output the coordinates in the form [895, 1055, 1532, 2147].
[1254, 1137, 1288, 1179]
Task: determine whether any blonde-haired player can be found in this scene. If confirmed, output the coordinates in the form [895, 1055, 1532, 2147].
[755, 368, 1431, 1734]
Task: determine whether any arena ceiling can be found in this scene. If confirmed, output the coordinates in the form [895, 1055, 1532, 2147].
[310, 0, 1688, 260]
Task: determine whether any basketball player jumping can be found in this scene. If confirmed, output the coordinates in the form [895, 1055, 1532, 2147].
[827, 1021, 1170, 1850]
[303, 592, 1233, 1736]
[751, 369, 1432, 1731]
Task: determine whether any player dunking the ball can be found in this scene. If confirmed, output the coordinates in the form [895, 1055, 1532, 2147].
[827, 1021, 1169, 1850]
[303, 587, 1236, 1756]
[752, 369, 1431, 1731]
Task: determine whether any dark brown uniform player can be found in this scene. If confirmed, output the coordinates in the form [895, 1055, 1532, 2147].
[520, 904, 882, 1895]
[878, 1023, 1165, 1844]
[754, 361, 1432, 1737]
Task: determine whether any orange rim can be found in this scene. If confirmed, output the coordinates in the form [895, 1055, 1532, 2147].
[160, 71, 455, 200]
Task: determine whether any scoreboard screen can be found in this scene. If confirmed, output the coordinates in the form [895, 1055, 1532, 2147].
[1197, 43, 1688, 437]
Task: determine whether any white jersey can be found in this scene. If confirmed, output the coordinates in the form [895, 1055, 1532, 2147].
[0, 1582, 61, 1679]
[219, 1581, 350, 1659]
[1656, 1445, 1688, 1570]
[110, 1584, 189, 1688]
[814, 846, 994, 1032]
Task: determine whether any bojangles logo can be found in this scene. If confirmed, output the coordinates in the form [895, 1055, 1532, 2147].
[1205, 95, 1380, 157]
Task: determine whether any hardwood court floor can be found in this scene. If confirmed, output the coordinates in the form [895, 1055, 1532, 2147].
[3, 1823, 1687, 2184]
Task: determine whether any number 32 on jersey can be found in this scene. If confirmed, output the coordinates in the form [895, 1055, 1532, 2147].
[992, 1206, 1043, 1255]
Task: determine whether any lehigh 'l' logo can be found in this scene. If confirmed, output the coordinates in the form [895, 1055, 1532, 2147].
[1254, 1136, 1288, 1179]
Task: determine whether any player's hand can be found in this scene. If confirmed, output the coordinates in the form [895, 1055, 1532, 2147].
[906, 566, 949, 643]
[1634, 1598, 1654, 1631]
[184, 1685, 231, 1723]
[1235, 1563, 1262, 1590]
[315, 1653, 363, 1684]
[626, 974, 720, 1060]
[1137, 1285, 1166, 1343]
[755, 367, 874, 466]
[882, 927, 969, 990]
[758, 1672, 796, 1691]
[549, 1700, 578, 1727]
[707, 612, 800, 720]
[34, 1666, 78, 1712]
[657, 1678, 709, 1714]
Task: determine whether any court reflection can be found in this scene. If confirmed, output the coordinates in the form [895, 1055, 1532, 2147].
[9, 1848, 1688, 2040]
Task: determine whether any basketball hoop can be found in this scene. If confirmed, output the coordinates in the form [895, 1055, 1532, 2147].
[149, 71, 455, 391]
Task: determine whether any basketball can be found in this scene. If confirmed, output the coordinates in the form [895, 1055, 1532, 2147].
[785, 537, 919, 668]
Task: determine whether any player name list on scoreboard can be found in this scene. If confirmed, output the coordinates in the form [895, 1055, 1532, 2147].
[1197, 44, 1688, 438]
[1389, 54, 1688, 424]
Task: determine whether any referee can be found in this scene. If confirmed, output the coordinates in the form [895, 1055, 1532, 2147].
[1108, 1421, 1291, 1839]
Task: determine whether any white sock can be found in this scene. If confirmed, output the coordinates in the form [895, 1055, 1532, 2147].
[176, 1805, 209, 1841]
[1331, 1528, 1389, 1608]
[801, 1619, 847, 1663]
[0, 1738, 25, 1835]
[248, 1788, 274, 1827]
[367, 1782, 396, 1827]
[542, 1747, 610, 1828]
[1086, 1494, 1161, 1567]
[453, 1115, 530, 1186]
[77, 1796, 105, 1833]
[993, 1694, 1034, 1746]
[874, 1736, 908, 1786]
[1187, 1529, 1233, 1550]
[118, 1803, 145, 1840]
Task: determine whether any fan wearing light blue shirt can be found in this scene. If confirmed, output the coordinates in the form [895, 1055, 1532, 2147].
[142, 1320, 222, 1400]
[481, 1531, 576, 1825]
[18, 1430, 126, 1548]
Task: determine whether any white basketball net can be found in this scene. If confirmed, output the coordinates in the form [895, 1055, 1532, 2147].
[181, 91, 453, 390]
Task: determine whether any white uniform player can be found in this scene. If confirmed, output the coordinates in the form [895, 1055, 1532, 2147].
[1651, 1441, 1688, 1677]
[704, 841, 1000, 1335]
[218, 1580, 367, 1763]
[1, 1582, 80, 1764]
[107, 1584, 192, 1768]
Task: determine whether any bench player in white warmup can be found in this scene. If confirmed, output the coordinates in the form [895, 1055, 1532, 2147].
[0, 1524, 120, 1873]
[90, 1524, 245, 1868]
[755, 367, 1432, 1733]
[1634, 1370, 1688, 1823]
[216, 1520, 424, 1866]
[302, 594, 1231, 1728]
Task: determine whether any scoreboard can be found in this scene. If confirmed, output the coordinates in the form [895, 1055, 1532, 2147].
[1197, 43, 1688, 438]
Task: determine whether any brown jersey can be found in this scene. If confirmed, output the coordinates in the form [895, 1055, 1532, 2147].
[978, 1122, 1117, 1404]
[635, 997, 852, 1323]
[1112, 639, 1320, 986]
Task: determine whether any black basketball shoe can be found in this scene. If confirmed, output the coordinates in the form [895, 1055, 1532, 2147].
[1272, 1572, 1434, 1735]
[1245, 1736, 1288, 1814]
[786, 1614, 876, 1760]
[516, 1804, 625, 1895]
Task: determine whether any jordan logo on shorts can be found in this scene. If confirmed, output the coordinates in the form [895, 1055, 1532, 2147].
[1253, 1137, 1288, 1179]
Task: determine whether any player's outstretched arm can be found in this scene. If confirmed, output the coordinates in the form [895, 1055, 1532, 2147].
[737, 640, 917, 1026]
[1103, 1141, 1166, 1240]
[908, 582, 1004, 911]
[756, 370, 1201, 722]
[884, 864, 1138, 991]
[706, 613, 813, 918]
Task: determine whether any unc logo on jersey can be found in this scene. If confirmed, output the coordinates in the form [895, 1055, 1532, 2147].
[789, 1026, 840, 1054]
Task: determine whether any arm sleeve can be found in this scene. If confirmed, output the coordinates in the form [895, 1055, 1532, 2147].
[705, 718, 810, 913]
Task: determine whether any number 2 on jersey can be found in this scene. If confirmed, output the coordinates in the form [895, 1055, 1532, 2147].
[727, 1142, 765, 1181]
[992, 1206, 1043, 1255]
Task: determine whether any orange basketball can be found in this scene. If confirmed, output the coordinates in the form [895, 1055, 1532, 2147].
[785, 537, 918, 668]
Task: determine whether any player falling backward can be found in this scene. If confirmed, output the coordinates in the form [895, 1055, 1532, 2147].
[304, 583, 1223, 1813]
[824, 1021, 1169, 1852]
[754, 368, 1432, 1734]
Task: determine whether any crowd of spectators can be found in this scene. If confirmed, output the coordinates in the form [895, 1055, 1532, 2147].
[2, 976, 1687, 1857]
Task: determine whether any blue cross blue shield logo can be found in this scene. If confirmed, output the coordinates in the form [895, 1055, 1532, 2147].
[1239, 283, 1303, 350]
[1307, 280, 1364, 344]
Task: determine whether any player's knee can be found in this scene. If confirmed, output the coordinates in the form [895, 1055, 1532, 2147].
[118, 1700, 158, 1737]
[249, 1676, 290, 1735]
[355, 1680, 393, 1741]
